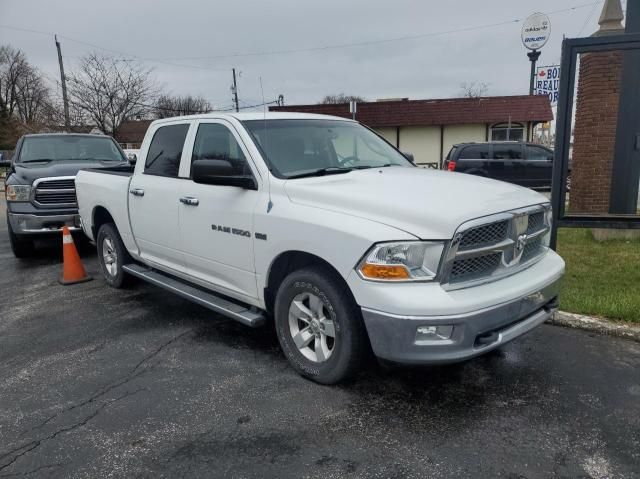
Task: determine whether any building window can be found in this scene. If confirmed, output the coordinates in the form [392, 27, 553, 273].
[491, 122, 524, 142]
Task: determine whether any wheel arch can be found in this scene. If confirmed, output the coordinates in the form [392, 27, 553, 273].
[264, 250, 354, 315]
[91, 206, 116, 240]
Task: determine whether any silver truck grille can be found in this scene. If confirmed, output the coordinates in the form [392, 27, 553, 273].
[33, 176, 77, 208]
[442, 205, 551, 289]
[458, 220, 508, 250]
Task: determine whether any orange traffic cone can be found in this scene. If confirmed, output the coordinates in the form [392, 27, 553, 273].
[59, 226, 92, 285]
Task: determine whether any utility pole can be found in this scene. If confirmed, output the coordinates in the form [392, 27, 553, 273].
[232, 68, 239, 112]
[54, 35, 70, 128]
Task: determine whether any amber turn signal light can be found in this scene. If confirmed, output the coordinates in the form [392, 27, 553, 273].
[360, 263, 410, 280]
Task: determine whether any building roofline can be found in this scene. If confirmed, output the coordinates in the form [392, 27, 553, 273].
[270, 94, 546, 109]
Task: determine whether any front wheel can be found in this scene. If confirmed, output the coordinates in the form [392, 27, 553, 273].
[274, 266, 369, 384]
[97, 223, 132, 288]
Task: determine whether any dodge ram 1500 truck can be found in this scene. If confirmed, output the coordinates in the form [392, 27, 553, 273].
[2, 133, 129, 257]
[75, 112, 565, 384]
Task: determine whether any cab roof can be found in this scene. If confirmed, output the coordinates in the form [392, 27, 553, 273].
[151, 111, 355, 125]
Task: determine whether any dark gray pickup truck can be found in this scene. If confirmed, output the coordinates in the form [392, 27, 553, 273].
[2, 133, 129, 257]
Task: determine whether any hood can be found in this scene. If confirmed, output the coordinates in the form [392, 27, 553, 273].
[284, 167, 548, 239]
[11, 160, 127, 185]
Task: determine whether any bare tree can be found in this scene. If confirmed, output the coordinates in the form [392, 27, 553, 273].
[0, 45, 57, 143]
[15, 64, 51, 125]
[67, 53, 156, 137]
[154, 94, 212, 119]
[0, 45, 30, 119]
[459, 82, 489, 98]
[320, 93, 365, 104]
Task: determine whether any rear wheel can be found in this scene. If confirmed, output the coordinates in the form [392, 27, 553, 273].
[7, 216, 34, 258]
[274, 266, 368, 384]
[97, 223, 132, 288]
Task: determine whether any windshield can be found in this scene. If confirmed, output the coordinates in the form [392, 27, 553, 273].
[243, 119, 412, 178]
[18, 136, 126, 163]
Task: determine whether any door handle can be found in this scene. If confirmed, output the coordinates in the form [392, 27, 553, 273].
[179, 196, 199, 206]
[129, 188, 145, 197]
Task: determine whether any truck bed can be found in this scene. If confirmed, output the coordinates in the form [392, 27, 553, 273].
[75, 168, 136, 251]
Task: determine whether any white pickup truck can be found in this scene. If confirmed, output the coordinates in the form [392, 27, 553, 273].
[76, 112, 565, 384]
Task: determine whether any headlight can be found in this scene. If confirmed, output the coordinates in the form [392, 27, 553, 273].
[5, 185, 31, 202]
[358, 241, 445, 282]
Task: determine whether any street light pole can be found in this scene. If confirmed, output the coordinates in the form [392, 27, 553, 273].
[528, 49, 541, 95]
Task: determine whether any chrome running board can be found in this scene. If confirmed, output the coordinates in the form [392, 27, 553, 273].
[123, 263, 266, 327]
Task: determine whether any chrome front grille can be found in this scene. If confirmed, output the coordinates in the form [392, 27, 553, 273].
[458, 220, 508, 250]
[449, 253, 502, 282]
[521, 237, 543, 263]
[32, 176, 77, 208]
[527, 212, 544, 234]
[443, 205, 551, 288]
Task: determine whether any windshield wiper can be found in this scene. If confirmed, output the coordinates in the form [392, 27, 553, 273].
[286, 167, 353, 179]
[79, 158, 124, 162]
[19, 158, 53, 163]
[351, 163, 397, 170]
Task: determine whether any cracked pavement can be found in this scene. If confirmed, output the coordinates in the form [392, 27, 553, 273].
[1, 199, 639, 478]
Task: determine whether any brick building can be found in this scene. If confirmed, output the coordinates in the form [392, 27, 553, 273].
[569, 0, 625, 214]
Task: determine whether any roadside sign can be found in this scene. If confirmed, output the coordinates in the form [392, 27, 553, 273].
[522, 13, 551, 50]
[535, 65, 560, 104]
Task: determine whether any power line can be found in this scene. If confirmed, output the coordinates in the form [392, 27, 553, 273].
[0, 1, 603, 65]
[65, 76, 278, 114]
[577, 1, 601, 36]
[146, 1, 605, 61]
[0, 23, 232, 72]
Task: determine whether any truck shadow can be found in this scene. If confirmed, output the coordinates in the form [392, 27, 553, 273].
[79, 264, 553, 426]
[173, 292, 550, 416]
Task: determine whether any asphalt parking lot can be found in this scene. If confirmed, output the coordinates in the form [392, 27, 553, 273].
[1, 201, 639, 478]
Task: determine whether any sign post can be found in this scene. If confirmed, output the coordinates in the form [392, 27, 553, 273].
[522, 13, 551, 95]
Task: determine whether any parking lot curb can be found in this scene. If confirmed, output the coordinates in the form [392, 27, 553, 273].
[548, 311, 640, 342]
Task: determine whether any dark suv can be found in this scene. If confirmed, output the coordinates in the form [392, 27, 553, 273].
[1, 133, 128, 257]
[443, 142, 554, 189]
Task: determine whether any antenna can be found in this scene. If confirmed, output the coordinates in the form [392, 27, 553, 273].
[260, 77, 273, 213]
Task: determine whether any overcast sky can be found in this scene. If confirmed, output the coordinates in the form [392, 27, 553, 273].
[0, 0, 618, 110]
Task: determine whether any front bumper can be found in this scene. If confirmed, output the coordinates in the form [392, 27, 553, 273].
[361, 271, 562, 365]
[8, 212, 81, 235]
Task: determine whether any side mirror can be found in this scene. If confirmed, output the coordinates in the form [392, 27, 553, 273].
[402, 152, 415, 164]
[0, 160, 11, 168]
[192, 159, 257, 190]
[126, 153, 137, 165]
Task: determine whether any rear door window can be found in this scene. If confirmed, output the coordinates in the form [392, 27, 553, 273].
[459, 145, 490, 159]
[144, 124, 190, 178]
[492, 144, 523, 160]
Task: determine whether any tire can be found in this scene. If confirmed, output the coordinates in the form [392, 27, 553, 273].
[274, 266, 368, 384]
[7, 215, 34, 258]
[97, 223, 132, 288]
